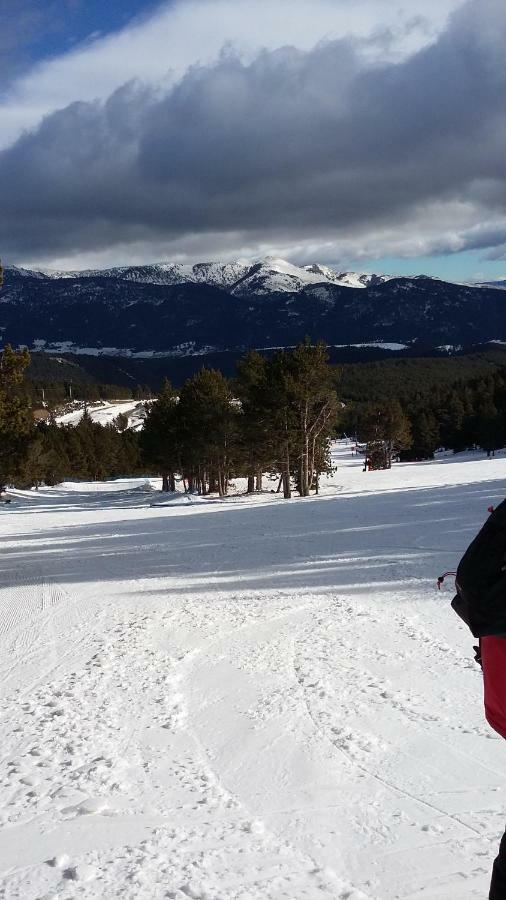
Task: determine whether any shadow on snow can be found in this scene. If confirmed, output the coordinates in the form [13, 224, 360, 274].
[0, 477, 505, 600]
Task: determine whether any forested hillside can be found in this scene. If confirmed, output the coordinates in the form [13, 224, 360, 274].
[3, 337, 506, 492]
[25, 345, 506, 406]
[3, 263, 506, 355]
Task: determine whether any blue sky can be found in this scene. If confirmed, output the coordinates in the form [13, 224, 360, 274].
[36, 1, 160, 55]
[1, 1, 162, 86]
[1, 0, 505, 280]
[362, 253, 506, 284]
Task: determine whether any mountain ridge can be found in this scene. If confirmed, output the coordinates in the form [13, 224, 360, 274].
[2, 261, 506, 359]
[7, 257, 392, 295]
[8, 257, 501, 293]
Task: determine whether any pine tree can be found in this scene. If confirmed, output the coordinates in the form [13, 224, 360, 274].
[282, 340, 339, 496]
[476, 392, 500, 456]
[264, 350, 298, 498]
[235, 352, 272, 493]
[141, 380, 180, 491]
[407, 410, 440, 460]
[95, 425, 120, 480]
[178, 369, 237, 496]
[19, 437, 47, 489]
[253, 341, 339, 498]
[113, 412, 129, 433]
[116, 430, 141, 478]
[0, 345, 33, 490]
[357, 399, 412, 468]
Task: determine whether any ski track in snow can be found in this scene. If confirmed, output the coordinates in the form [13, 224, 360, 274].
[1, 443, 506, 898]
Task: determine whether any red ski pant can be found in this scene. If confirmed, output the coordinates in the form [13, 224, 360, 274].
[481, 637, 506, 899]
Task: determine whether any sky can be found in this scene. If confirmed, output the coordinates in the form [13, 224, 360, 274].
[1, 0, 506, 281]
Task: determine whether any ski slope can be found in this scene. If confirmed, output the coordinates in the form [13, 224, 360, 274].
[1, 443, 506, 899]
[56, 399, 149, 430]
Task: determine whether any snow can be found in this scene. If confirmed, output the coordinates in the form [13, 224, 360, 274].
[316, 271, 391, 289]
[1, 443, 506, 899]
[56, 400, 149, 430]
[229, 260, 390, 294]
[35, 261, 251, 289]
[7, 266, 48, 280]
[333, 342, 409, 351]
[31, 341, 220, 358]
[8, 259, 393, 295]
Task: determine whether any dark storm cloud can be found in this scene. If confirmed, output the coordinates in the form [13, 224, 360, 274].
[1, 0, 505, 261]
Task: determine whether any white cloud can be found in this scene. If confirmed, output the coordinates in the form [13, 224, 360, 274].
[6, 0, 503, 272]
[0, 0, 463, 149]
[25, 203, 504, 273]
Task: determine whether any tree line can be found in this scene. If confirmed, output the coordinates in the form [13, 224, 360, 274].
[2, 338, 506, 495]
[141, 341, 339, 499]
[344, 368, 506, 463]
[403, 371, 506, 459]
[339, 351, 506, 404]
[0, 340, 340, 498]
[0, 342, 142, 490]
[21, 412, 142, 487]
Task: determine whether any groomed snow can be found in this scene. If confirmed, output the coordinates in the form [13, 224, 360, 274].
[56, 400, 149, 431]
[1, 443, 506, 899]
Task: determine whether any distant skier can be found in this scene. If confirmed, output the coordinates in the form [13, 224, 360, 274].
[449, 501, 506, 898]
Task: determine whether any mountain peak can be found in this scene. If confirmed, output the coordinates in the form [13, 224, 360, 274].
[6, 258, 391, 293]
[3, 264, 506, 358]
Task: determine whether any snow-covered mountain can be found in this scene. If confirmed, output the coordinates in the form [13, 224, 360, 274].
[4, 264, 506, 360]
[12, 259, 506, 296]
[11, 261, 251, 290]
[230, 258, 392, 294]
[303, 265, 390, 289]
[11, 257, 391, 295]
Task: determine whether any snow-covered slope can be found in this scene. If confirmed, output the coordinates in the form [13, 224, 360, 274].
[10, 261, 505, 295]
[304, 265, 390, 289]
[9, 258, 391, 294]
[56, 399, 149, 430]
[12, 262, 252, 289]
[229, 258, 392, 295]
[1, 443, 505, 899]
[230, 257, 329, 294]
